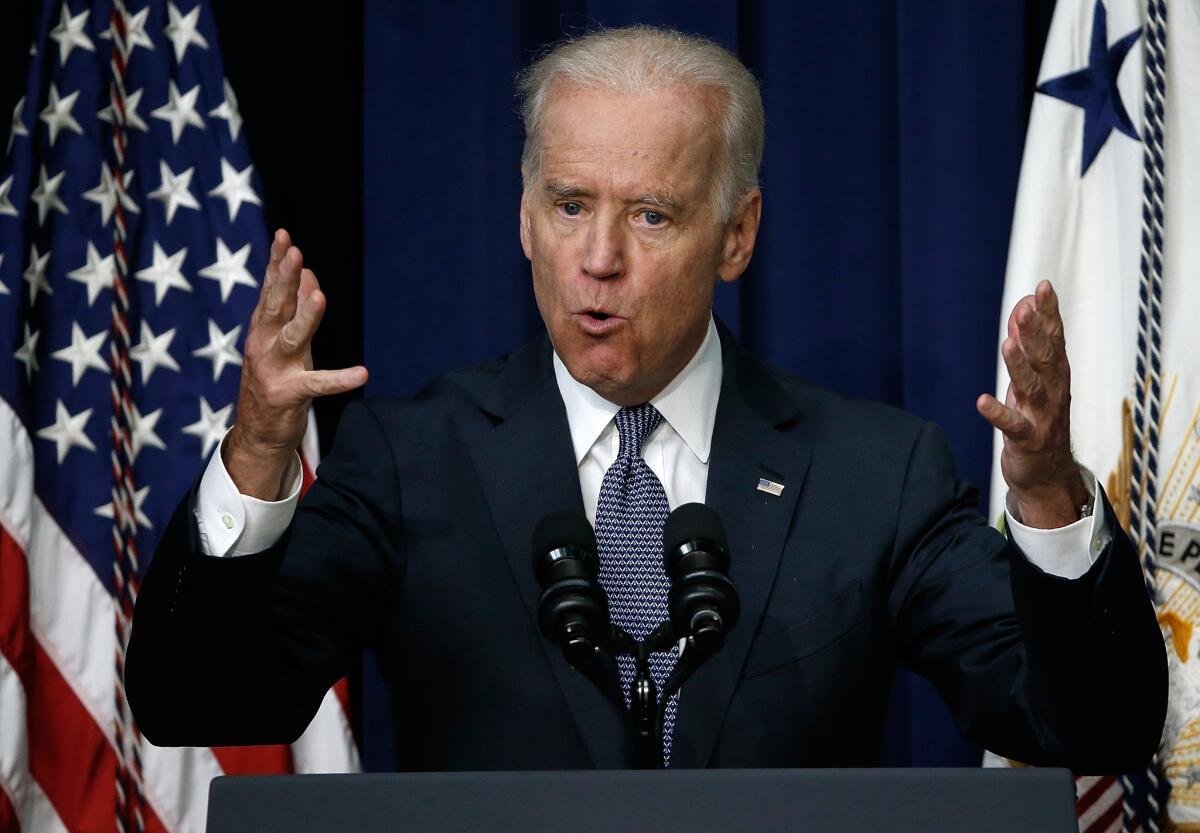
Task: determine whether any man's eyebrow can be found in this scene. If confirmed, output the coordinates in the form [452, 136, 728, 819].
[544, 182, 589, 199]
[633, 192, 683, 212]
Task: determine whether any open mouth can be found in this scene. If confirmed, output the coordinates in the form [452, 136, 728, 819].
[573, 310, 624, 333]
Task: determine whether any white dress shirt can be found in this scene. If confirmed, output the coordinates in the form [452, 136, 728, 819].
[195, 316, 1108, 580]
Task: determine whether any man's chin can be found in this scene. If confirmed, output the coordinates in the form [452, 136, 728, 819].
[560, 352, 635, 400]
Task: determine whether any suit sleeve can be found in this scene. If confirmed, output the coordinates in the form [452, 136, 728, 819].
[125, 400, 405, 746]
[887, 422, 1166, 773]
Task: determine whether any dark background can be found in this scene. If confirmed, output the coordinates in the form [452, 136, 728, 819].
[1, 0, 1055, 771]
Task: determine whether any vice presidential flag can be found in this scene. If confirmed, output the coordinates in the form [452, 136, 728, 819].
[987, 0, 1198, 830]
[0, 2, 358, 832]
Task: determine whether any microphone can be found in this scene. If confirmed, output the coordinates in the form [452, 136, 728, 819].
[531, 510, 610, 670]
[663, 503, 740, 656]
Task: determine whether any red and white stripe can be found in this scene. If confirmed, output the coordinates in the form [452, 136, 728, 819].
[1076, 775, 1132, 833]
[0, 396, 358, 833]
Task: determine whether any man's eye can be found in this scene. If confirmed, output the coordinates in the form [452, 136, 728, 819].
[561, 202, 582, 216]
[642, 210, 664, 226]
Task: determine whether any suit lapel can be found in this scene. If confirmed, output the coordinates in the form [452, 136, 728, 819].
[468, 337, 630, 768]
[670, 326, 811, 768]
[467, 326, 810, 769]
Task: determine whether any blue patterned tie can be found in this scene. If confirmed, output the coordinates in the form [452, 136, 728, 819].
[595, 404, 679, 766]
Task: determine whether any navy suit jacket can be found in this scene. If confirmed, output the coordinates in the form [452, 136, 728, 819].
[126, 324, 1166, 771]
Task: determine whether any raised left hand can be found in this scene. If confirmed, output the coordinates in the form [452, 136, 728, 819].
[976, 280, 1088, 529]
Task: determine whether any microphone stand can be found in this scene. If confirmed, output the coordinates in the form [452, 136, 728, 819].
[612, 628, 662, 769]
[560, 621, 727, 769]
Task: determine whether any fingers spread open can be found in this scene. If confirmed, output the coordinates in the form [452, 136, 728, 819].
[1003, 336, 1043, 404]
[298, 266, 320, 299]
[1016, 300, 1057, 372]
[1035, 279, 1066, 346]
[299, 366, 369, 399]
[259, 230, 290, 305]
[263, 246, 304, 325]
[977, 393, 1034, 441]
[1007, 295, 1033, 342]
[276, 286, 325, 355]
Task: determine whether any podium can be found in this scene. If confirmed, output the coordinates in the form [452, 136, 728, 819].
[206, 767, 1078, 832]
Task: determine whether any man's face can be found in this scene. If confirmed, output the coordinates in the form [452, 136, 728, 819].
[520, 83, 760, 406]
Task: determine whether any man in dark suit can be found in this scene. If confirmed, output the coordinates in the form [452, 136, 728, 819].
[126, 26, 1166, 771]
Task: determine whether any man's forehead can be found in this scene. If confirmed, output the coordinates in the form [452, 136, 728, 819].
[540, 83, 719, 149]
[536, 88, 720, 204]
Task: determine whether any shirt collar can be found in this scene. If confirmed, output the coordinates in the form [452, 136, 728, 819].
[552, 316, 722, 466]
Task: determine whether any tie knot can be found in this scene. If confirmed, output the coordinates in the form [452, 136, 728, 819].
[614, 404, 663, 460]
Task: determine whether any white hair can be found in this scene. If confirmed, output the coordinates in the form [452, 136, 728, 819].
[517, 25, 764, 222]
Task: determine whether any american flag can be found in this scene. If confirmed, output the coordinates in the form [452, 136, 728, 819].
[0, 2, 359, 832]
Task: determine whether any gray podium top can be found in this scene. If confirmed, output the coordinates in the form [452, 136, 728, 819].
[206, 767, 1077, 833]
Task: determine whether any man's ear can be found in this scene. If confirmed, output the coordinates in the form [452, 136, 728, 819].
[717, 188, 762, 284]
[519, 192, 533, 261]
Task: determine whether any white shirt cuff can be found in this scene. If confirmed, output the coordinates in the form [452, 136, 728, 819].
[1004, 468, 1110, 580]
[194, 429, 303, 557]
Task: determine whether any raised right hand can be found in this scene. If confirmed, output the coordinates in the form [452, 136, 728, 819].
[223, 229, 368, 500]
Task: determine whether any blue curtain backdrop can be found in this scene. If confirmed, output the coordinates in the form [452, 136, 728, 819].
[360, 0, 1052, 772]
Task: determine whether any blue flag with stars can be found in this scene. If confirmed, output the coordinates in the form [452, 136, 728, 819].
[1, 0, 264, 599]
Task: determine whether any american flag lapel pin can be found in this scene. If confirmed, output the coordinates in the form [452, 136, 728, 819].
[756, 477, 784, 497]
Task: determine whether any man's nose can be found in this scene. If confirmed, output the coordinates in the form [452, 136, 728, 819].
[581, 215, 624, 280]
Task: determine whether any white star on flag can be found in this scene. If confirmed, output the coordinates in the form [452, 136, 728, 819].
[13, 323, 40, 381]
[51, 322, 109, 386]
[36, 399, 96, 464]
[164, 1, 209, 63]
[49, 2, 95, 65]
[23, 243, 52, 303]
[0, 0, 364, 809]
[129, 321, 181, 382]
[127, 403, 167, 460]
[99, 6, 154, 54]
[200, 239, 257, 301]
[39, 83, 83, 146]
[135, 242, 191, 306]
[30, 165, 69, 226]
[209, 79, 243, 140]
[83, 162, 139, 226]
[0, 174, 16, 216]
[67, 242, 116, 306]
[151, 80, 205, 144]
[208, 159, 261, 222]
[148, 160, 200, 224]
[94, 484, 153, 531]
[192, 319, 243, 380]
[7, 96, 28, 153]
[98, 87, 149, 132]
[182, 396, 232, 458]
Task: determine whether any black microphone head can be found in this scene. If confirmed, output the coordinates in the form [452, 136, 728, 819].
[531, 510, 608, 669]
[663, 503, 739, 649]
[532, 510, 598, 584]
[664, 503, 728, 567]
